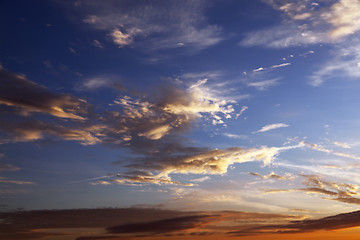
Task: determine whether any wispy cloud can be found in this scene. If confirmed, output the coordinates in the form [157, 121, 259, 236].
[309, 40, 360, 86]
[253, 123, 289, 133]
[253, 67, 264, 72]
[191, 176, 210, 183]
[301, 140, 360, 160]
[247, 78, 280, 91]
[77, 75, 125, 91]
[69, 0, 224, 52]
[236, 106, 248, 118]
[110, 174, 194, 187]
[0, 177, 34, 185]
[222, 133, 248, 139]
[240, 0, 360, 48]
[92, 39, 104, 48]
[333, 141, 351, 149]
[252, 63, 291, 72]
[264, 174, 360, 206]
[270, 62, 291, 69]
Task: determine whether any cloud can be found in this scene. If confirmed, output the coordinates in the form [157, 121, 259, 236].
[254, 63, 291, 72]
[249, 172, 294, 181]
[0, 208, 193, 239]
[191, 176, 210, 183]
[323, 0, 360, 39]
[0, 66, 237, 149]
[110, 143, 301, 186]
[301, 140, 360, 160]
[0, 207, 305, 239]
[0, 119, 103, 145]
[106, 215, 216, 234]
[270, 62, 291, 68]
[89, 181, 111, 186]
[309, 40, 360, 86]
[236, 106, 248, 118]
[247, 78, 280, 91]
[69, 47, 77, 54]
[0, 66, 299, 188]
[333, 141, 351, 149]
[253, 67, 264, 72]
[72, 0, 223, 52]
[264, 174, 360, 206]
[222, 133, 248, 140]
[240, 0, 360, 48]
[0, 177, 34, 185]
[109, 173, 194, 187]
[92, 39, 104, 48]
[0, 65, 87, 120]
[230, 209, 360, 235]
[0, 163, 20, 172]
[253, 123, 289, 133]
[110, 28, 135, 47]
[102, 82, 236, 145]
[77, 75, 125, 91]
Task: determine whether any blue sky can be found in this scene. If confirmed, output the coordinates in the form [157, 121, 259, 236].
[2, 0, 360, 225]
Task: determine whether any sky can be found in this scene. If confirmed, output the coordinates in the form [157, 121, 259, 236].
[2, 0, 360, 239]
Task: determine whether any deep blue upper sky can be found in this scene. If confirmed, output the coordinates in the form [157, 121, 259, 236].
[1, 0, 360, 216]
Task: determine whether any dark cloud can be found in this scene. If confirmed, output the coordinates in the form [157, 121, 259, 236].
[0, 208, 305, 239]
[0, 66, 103, 145]
[0, 208, 189, 239]
[106, 215, 217, 234]
[76, 237, 125, 240]
[0, 65, 88, 120]
[0, 118, 102, 145]
[230, 210, 360, 235]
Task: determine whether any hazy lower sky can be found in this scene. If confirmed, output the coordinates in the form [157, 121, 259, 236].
[2, 0, 360, 239]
